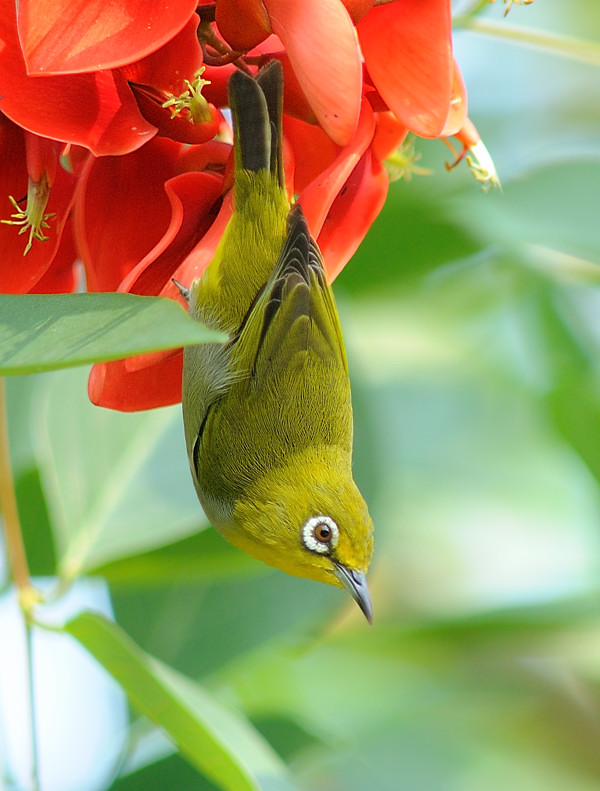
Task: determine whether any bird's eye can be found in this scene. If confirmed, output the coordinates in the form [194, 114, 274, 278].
[315, 522, 332, 542]
[302, 515, 339, 554]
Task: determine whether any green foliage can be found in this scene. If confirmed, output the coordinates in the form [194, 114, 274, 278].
[2, 3, 600, 791]
[8, 368, 208, 581]
[64, 612, 293, 791]
[0, 293, 221, 375]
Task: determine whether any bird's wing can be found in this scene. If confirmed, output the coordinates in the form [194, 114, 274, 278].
[230, 203, 349, 391]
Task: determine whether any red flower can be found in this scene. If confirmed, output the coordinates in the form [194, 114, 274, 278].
[0, 0, 493, 409]
[87, 88, 407, 411]
[286, 98, 406, 280]
[0, 0, 218, 292]
[85, 142, 228, 410]
[17, 0, 199, 75]
[358, 0, 463, 138]
[0, 0, 211, 155]
[215, 0, 362, 145]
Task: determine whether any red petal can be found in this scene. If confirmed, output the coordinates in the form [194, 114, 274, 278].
[122, 200, 231, 376]
[24, 133, 60, 185]
[278, 52, 317, 126]
[453, 117, 480, 149]
[0, 119, 78, 293]
[88, 351, 183, 411]
[18, 0, 199, 75]
[131, 84, 221, 145]
[173, 192, 234, 287]
[74, 137, 184, 292]
[30, 217, 79, 293]
[439, 60, 468, 138]
[0, 7, 156, 155]
[292, 98, 376, 237]
[371, 112, 408, 164]
[120, 13, 203, 95]
[202, 63, 237, 109]
[342, 0, 375, 24]
[124, 14, 218, 146]
[358, 0, 454, 138]
[123, 346, 181, 375]
[114, 169, 223, 378]
[252, 49, 317, 127]
[265, 0, 361, 145]
[283, 116, 340, 195]
[119, 170, 224, 298]
[88, 174, 228, 411]
[215, 0, 271, 51]
[317, 150, 388, 281]
[62, 144, 93, 178]
[177, 140, 231, 175]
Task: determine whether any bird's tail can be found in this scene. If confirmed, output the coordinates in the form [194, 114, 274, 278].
[228, 60, 284, 189]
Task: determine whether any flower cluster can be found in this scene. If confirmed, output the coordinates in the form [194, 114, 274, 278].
[0, 0, 490, 410]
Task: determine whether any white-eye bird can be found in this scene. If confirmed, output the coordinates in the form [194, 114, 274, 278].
[178, 61, 374, 621]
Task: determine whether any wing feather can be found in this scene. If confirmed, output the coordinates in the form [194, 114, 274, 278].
[230, 204, 348, 388]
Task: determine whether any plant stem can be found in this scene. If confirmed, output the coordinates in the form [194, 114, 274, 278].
[26, 622, 41, 791]
[0, 378, 41, 790]
[0, 378, 32, 596]
[455, 17, 600, 67]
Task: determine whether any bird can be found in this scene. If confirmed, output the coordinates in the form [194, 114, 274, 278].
[177, 60, 374, 622]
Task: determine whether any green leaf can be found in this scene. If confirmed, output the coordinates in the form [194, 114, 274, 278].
[113, 753, 219, 791]
[29, 368, 205, 580]
[96, 529, 264, 587]
[451, 162, 600, 265]
[15, 466, 57, 576]
[64, 612, 294, 791]
[110, 570, 343, 682]
[0, 293, 222, 375]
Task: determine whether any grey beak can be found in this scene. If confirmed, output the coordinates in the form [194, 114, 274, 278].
[172, 278, 190, 303]
[333, 563, 373, 624]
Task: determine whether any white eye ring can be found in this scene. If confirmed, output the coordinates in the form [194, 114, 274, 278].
[302, 516, 339, 554]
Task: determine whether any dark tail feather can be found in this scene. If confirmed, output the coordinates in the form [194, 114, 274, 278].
[255, 60, 284, 188]
[228, 60, 284, 185]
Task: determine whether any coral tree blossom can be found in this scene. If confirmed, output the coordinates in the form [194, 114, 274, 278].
[0, 0, 488, 411]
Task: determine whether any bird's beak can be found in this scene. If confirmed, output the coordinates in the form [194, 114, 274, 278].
[333, 563, 373, 624]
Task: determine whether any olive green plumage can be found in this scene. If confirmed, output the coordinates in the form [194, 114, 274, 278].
[181, 61, 374, 620]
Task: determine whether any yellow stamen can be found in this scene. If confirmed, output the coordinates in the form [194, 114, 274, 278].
[490, 0, 534, 17]
[1, 173, 56, 256]
[162, 67, 213, 124]
[385, 137, 433, 183]
[444, 138, 501, 192]
[465, 139, 501, 192]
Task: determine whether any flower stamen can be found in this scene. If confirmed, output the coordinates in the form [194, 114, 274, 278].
[445, 122, 501, 192]
[1, 173, 56, 255]
[385, 136, 433, 182]
[490, 0, 534, 17]
[162, 68, 213, 124]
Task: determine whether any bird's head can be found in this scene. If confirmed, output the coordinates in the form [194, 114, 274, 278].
[229, 447, 374, 622]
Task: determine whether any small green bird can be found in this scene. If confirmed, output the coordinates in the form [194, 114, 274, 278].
[179, 61, 374, 621]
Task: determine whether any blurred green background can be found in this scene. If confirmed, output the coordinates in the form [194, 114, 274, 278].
[2, 1, 600, 789]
